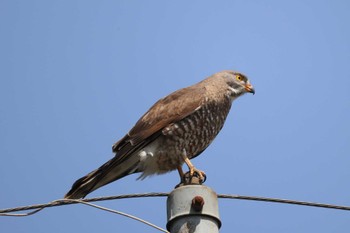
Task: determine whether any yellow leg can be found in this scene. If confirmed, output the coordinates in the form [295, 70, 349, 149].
[177, 166, 184, 177]
[181, 149, 206, 181]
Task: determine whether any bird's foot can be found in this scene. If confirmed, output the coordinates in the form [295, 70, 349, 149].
[177, 150, 207, 187]
[189, 167, 206, 183]
[175, 169, 206, 188]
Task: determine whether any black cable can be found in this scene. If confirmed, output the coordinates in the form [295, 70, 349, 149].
[1, 192, 350, 215]
[218, 194, 350, 211]
[0, 192, 168, 214]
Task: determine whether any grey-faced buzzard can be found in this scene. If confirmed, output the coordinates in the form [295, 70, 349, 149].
[65, 70, 254, 199]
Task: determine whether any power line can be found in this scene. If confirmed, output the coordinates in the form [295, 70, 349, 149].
[218, 194, 350, 211]
[1, 196, 169, 233]
[1, 192, 349, 233]
[0, 192, 168, 214]
[1, 192, 350, 215]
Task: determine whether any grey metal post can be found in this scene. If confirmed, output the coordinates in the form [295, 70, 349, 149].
[166, 184, 221, 233]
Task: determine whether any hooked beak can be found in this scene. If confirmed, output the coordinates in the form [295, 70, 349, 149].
[245, 83, 255, 95]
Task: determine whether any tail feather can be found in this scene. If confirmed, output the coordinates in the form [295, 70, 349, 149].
[64, 155, 140, 199]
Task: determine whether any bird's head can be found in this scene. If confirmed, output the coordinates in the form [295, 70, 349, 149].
[221, 70, 255, 98]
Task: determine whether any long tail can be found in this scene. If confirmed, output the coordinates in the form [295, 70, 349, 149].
[64, 155, 140, 199]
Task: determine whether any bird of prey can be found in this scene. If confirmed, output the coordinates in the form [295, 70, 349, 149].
[65, 70, 254, 199]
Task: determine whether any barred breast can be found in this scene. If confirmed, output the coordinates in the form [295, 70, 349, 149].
[145, 98, 232, 174]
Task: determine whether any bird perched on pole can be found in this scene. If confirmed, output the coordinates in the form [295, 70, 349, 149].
[65, 70, 255, 199]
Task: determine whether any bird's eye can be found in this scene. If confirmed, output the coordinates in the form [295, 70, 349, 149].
[236, 75, 243, 81]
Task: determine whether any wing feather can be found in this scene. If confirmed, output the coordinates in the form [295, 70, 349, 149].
[112, 84, 206, 154]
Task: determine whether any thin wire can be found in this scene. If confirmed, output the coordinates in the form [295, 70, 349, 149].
[218, 194, 350, 211]
[1, 193, 349, 233]
[1, 192, 350, 215]
[0, 192, 168, 214]
[1, 198, 169, 233]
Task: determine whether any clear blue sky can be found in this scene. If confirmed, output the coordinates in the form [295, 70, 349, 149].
[1, 1, 349, 232]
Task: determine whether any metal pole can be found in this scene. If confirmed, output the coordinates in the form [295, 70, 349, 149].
[166, 183, 221, 233]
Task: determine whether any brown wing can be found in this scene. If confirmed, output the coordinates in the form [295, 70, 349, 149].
[112, 84, 206, 155]
[65, 84, 207, 198]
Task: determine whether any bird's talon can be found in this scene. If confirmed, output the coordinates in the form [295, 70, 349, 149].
[193, 170, 206, 183]
[179, 168, 206, 185]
